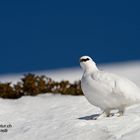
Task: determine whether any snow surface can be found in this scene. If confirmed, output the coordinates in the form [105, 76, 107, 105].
[0, 61, 140, 140]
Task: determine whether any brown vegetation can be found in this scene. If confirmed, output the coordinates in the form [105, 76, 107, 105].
[0, 73, 83, 99]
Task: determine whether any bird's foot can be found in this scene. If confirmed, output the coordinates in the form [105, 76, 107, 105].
[115, 111, 124, 117]
[108, 113, 114, 117]
[96, 111, 111, 120]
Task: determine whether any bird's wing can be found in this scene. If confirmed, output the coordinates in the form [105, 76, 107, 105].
[91, 71, 140, 100]
[91, 71, 117, 91]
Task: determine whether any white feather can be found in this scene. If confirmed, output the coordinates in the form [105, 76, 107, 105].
[80, 56, 140, 116]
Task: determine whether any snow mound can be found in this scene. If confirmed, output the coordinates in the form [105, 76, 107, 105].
[0, 61, 140, 140]
[0, 94, 140, 140]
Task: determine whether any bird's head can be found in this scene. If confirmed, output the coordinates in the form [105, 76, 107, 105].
[79, 56, 98, 72]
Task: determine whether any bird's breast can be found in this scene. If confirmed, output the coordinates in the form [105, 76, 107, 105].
[81, 75, 119, 109]
[81, 76, 107, 107]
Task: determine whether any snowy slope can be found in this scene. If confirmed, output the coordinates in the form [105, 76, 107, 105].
[1, 94, 140, 140]
[0, 61, 140, 140]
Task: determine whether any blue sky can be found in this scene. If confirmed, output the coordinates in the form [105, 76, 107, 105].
[0, 0, 140, 74]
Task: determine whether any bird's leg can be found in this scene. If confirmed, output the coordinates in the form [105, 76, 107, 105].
[116, 107, 125, 117]
[96, 109, 111, 119]
[104, 109, 111, 117]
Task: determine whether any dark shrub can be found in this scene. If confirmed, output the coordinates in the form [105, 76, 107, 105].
[13, 82, 24, 98]
[60, 81, 83, 95]
[0, 73, 83, 99]
[0, 83, 19, 99]
[21, 73, 51, 96]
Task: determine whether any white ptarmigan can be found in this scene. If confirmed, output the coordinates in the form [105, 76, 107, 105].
[80, 56, 140, 118]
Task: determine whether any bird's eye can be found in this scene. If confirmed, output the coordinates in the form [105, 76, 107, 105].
[80, 58, 90, 62]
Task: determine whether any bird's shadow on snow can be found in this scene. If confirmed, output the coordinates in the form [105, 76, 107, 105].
[78, 114, 100, 120]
